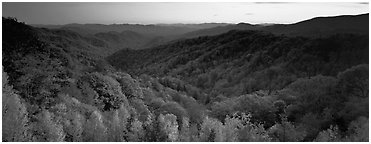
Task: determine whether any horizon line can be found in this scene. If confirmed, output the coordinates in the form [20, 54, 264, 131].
[14, 12, 369, 26]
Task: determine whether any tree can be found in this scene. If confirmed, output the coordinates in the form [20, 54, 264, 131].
[337, 64, 368, 98]
[222, 115, 241, 142]
[314, 125, 342, 142]
[2, 71, 32, 142]
[125, 113, 144, 142]
[273, 100, 286, 122]
[36, 110, 66, 142]
[299, 113, 325, 140]
[67, 112, 85, 142]
[159, 101, 188, 124]
[158, 114, 179, 141]
[268, 115, 306, 142]
[238, 122, 271, 142]
[211, 94, 275, 127]
[285, 75, 338, 120]
[179, 117, 191, 141]
[336, 64, 369, 129]
[141, 113, 167, 142]
[83, 111, 107, 142]
[83, 72, 129, 111]
[107, 104, 129, 142]
[111, 72, 144, 99]
[344, 116, 369, 142]
[236, 113, 271, 142]
[199, 116, 223, 142]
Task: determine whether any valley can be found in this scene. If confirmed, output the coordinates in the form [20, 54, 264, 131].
[2, 13, 369, 142]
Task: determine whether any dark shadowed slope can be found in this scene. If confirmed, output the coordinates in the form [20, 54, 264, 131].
[265, 13, 369, 37]
[94, 30, 169, 50]
[108, 30, 368, 102]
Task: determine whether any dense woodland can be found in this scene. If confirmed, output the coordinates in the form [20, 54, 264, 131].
[2, 16, 369, 142]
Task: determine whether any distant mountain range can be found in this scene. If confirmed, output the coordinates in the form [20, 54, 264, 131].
[180, 13, 369, 38]
[31, 13, 368, 51]
[32, 23, 232, 50]
[32, 23, 230, 36]
[33, 13, 368, 39]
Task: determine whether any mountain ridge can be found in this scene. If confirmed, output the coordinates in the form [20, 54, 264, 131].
[180, 13, 369, 39]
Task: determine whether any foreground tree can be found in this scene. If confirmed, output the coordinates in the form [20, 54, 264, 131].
[2, 71, 32, 142]
[158, 114, 179, 141]
[268, 115, 306, 142]
[82, 111, 107, 142]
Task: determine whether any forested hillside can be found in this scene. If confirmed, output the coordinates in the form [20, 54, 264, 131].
[2, 14, 369, 142]
[107, 14, 369, 141]
[108, 30, 368, 101]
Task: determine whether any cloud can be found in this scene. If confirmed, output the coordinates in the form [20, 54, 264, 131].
[245, 13, 253, 15]
[358, 2, 368, 5]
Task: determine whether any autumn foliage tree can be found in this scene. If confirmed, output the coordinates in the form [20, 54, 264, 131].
[2, 71, 32, 142]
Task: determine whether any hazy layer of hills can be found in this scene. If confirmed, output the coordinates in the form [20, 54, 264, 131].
[3, 13, 369, 142]
[33, 13, 368, 51]
[32, 23, 230, 37]
[181, 13, 369, 38]
[32, 23, 231, 50]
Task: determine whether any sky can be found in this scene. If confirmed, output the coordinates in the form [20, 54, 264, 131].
[2, 2, 369, 25]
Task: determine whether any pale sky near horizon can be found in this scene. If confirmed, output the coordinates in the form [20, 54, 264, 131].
[2, 2, 369, 25]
